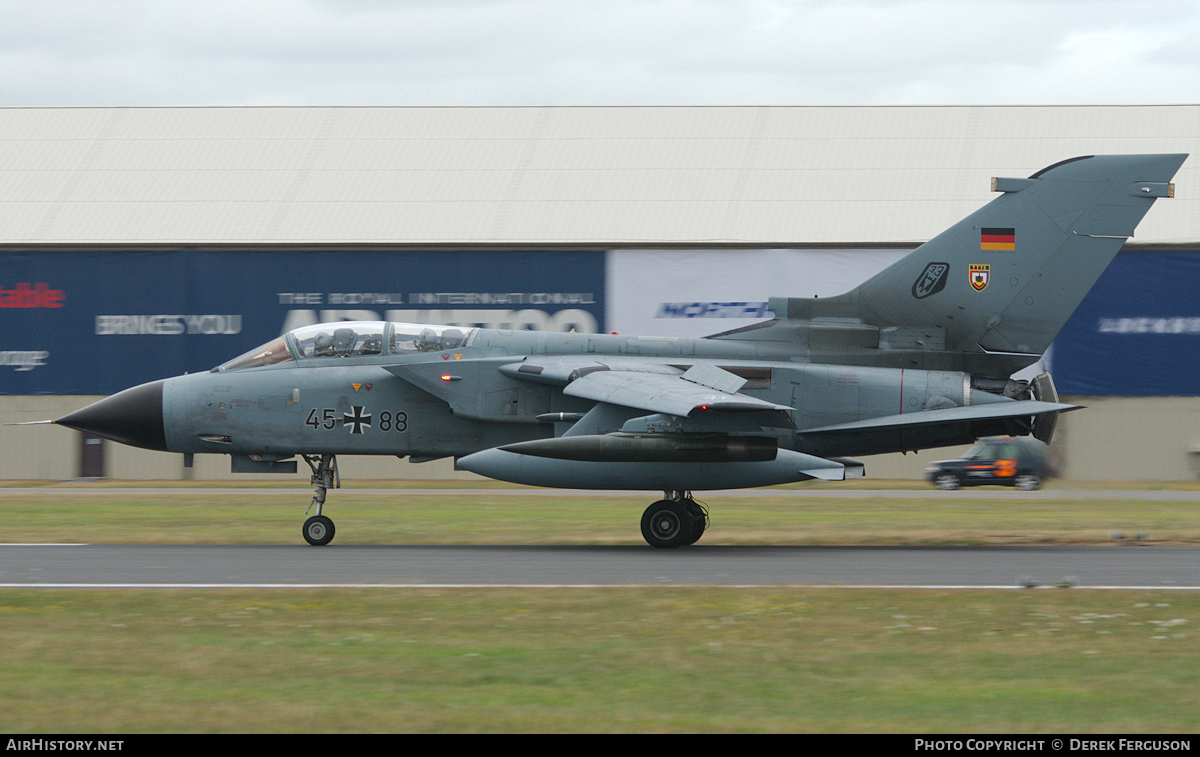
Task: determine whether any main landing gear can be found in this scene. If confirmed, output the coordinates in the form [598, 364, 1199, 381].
[302, 453, 339, 546]
[640, 491, 708, 549]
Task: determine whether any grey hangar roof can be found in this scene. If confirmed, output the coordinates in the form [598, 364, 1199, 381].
[1, 105, 1196, 247]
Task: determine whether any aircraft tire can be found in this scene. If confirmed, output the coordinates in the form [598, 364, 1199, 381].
[303, 515, 336, 546]
[641, 499, 696, 549]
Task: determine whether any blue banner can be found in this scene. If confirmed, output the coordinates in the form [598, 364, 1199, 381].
[1052, 250, 1200, 396]
[0, 249, 605, 395]
[6, 247, 1197, 397]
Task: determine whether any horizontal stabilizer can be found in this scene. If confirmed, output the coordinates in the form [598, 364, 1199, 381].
[797, 400, 1078, 458]
[802, 400, 1078, 435]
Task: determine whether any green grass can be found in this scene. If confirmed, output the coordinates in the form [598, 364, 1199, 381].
[1, 588, 1197, 733]
[2, 485, 1199, 545]
[3, 483, 1200, 732]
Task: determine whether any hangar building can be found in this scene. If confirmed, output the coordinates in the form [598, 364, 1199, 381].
[2, 105, 1198, 481]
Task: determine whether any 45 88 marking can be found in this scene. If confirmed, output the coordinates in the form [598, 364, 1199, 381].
[305, 407, 407, 433]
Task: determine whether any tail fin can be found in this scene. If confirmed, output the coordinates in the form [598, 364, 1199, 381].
[769, 154, 1186, 369]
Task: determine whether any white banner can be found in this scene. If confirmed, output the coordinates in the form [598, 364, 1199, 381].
[605, 248, 907, 338]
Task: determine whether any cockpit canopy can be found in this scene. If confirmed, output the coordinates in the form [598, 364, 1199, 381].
[217, 321, 475, 371]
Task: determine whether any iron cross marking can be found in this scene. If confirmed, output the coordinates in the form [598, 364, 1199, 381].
[344, 406, 372, 434]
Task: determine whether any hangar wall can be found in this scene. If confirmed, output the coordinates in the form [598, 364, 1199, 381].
[2, 105, 1198, 483]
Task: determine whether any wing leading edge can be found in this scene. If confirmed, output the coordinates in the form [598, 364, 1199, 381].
[562, 368, 792, 417]
[499, 357, 794, 418]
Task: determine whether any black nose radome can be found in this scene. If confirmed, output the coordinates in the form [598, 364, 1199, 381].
[56, 379, 167, 452]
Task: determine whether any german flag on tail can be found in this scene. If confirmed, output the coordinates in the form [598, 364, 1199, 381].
[980, 227, 1015, 251]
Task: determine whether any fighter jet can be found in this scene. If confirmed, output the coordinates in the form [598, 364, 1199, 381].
[49, 154, 1186, 547]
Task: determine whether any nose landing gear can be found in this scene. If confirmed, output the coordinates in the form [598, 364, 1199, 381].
[302, 454, 339, 546]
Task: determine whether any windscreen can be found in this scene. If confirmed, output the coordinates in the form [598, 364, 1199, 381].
[217, 336, 293, 371]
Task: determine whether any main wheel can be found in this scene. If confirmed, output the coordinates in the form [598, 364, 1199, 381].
[303, 515, 336, 546]
[641, 499, 696, 549]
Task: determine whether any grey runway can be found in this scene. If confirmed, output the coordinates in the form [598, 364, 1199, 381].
[2, 543, 1198, 589]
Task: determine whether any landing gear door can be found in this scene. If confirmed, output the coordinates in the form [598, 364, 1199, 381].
[1030, 372, 1060, 444]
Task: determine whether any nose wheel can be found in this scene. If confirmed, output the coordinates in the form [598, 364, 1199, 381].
[641, 492, 708, 549]
[303, 515, 336, 546]
[301, 454, 339, 546]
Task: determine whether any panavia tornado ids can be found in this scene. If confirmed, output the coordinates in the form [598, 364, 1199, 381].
[47, 154, 1186, 547]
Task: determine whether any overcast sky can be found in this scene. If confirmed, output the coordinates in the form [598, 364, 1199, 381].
[1, 0, 1197, 107]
